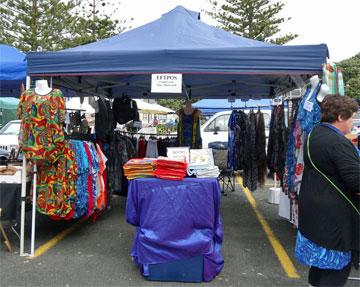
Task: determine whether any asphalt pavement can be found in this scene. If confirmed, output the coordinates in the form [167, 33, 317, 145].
[0, 179, 359, 287]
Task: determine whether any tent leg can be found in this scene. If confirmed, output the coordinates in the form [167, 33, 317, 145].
[30, 164, 37, 257]
[20, 75, 31, 256]
[19, 157, 27, 256]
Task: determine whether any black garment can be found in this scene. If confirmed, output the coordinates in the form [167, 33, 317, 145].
[107, 133, 137, 196]
[298, 124, 360, 252]
[256, 111, 267, 187]
[113, 97, 139, 125]
[243, 111, 258, 191]
[266, 105, 287, 182]
[308, 263, 351, 286]
[95, 97, 116, 142]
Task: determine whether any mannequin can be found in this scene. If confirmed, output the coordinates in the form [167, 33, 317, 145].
[35, 79, 52, 95]
[316, 84, 330, 102]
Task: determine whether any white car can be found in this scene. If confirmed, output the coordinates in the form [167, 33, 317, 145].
[201, 110, 272, 149]
[0, 120, 21, 152]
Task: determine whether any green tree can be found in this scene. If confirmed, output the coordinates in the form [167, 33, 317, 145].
[0, 0, 79, 51]
[72, 0, 133, 46]
[337, 53, 360, 99]
[157, 99, 184, 112]
[0, 0, 131, 51]
[208, 0, 298, 44]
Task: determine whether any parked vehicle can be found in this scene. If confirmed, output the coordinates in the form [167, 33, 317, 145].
[200, 110, 272, 149]
[0, 120, 20, 152]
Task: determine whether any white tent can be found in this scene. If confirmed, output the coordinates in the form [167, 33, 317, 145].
[135, 99, 174, 115]
[65, 97, 95, 114]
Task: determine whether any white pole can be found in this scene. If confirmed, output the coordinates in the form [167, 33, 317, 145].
[30, 164, 37, 257]
[20, 75, 31, 256]
[19, 156, 27, 256]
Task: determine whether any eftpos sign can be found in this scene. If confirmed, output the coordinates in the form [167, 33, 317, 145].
[151, 73, 182, 93]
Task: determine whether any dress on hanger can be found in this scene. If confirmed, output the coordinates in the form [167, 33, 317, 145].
[177, 108, 202, 149]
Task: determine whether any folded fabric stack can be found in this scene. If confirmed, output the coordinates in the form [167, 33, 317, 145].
[188, 166, 220, 178]
[154, 157, 187, 180]
[124, 158, 157, 180]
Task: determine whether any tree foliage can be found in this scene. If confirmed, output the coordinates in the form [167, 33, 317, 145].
[72, 0, 133, 46]
[0, 0, 132, 51]
[337, 53, 360, 99]
[208, 0, 298, 44]
[0, 0, 78, 51]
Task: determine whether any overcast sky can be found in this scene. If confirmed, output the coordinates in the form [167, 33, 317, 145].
[112, 0, 360, 62]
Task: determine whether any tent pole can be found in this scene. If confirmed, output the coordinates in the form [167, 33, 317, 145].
[30, 164, 37, 257]
[20, 76, 30, 256]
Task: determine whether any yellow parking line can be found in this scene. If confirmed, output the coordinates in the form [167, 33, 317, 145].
[30, 217, 87, 259]
[236, 176, 300, 279]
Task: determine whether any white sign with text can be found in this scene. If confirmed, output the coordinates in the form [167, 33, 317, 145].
[151, 73, 182, 93]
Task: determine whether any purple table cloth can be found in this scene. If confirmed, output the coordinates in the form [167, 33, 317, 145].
[126, 178, 224, 282]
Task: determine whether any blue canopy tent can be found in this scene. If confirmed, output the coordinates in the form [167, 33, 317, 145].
[193, 99, 272, 116]
[0, 44, 26, 97]
[26, 6, 329, 100]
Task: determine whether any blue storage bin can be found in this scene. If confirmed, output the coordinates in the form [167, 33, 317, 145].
[147, 255, 204, 282]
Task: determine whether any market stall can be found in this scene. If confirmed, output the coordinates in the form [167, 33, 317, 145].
[22, 5, 329, 282]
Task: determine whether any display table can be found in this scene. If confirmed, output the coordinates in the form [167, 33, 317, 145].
[126, 178, 224, 282]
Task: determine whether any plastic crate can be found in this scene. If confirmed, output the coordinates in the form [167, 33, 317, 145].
[147, 255, 204, 282]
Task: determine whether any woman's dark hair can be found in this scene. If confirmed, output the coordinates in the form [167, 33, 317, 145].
[320, 95, 359, 123]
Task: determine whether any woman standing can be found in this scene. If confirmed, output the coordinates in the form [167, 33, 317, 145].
[295, 95, 359, 286]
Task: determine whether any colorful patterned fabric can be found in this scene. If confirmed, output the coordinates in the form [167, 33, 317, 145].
[36, 141, 78, 219]
[295, 231, 351, 270]
[83, 142, 94, 217]
[70, 140, 89, 219]
[17, 89, 65, 163]
[96, 143, 108, 210]
[297, 83, 321, 134]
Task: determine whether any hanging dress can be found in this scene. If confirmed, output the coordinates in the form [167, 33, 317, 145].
[177, 108, 202, 149]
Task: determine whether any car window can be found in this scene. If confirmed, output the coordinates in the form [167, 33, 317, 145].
[0, 122, 20, 135]
[204, 114, 230, 132]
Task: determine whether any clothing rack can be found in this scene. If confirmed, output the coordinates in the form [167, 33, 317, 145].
[116, 130, 177, 138]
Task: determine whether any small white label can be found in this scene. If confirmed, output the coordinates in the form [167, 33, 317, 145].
[151, 74, 182, 93]
[304, 100, 314, 112]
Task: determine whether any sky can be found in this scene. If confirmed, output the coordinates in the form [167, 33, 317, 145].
[109, 0, 360, 62]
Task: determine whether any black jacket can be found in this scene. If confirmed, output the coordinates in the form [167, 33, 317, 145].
[298, 124, 359, 252]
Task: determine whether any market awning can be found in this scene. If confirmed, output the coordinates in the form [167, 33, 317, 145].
[26, 6, 329, 100]
[0, 44, 26, 97]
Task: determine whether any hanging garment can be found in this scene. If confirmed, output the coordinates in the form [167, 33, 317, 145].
[95, 96, 116, 142]
[243, 111, 258, 191]
[113, 96, 140, 124]
[70, 140, 89, 219]
[177, 108, 202, 149]
[107, 133, 137, 195]
[95, 143, 108, 210]
[255, 111, 267, 187]
[297, 83, 321, 134]
[36, 142, 78, 219]
[227, 110, 247, 170]
[145, 139, 159, 158]
[17, 88, 66, 163]
[88, 142, 100, 207]
[266, 105, 287, 182]
[137, 138, 147, 158]
[322, 63, 345, 96]
[83, 142, 94, 216]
